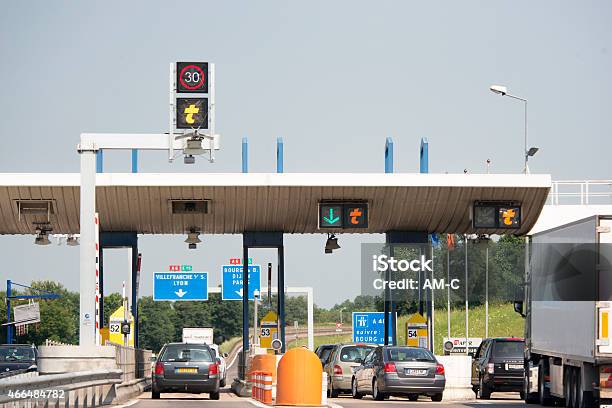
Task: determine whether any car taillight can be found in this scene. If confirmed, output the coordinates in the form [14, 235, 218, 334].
[487, 363, 494, 374]
[154, 362, 164, 375]
[209, 363, 219, 377]
[384, 362, 397, 373]
[436, 363, 445, 375]
[333, 365, 343, 375]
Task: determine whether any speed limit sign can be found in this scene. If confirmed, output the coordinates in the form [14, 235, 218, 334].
[177, 62, 208, 93]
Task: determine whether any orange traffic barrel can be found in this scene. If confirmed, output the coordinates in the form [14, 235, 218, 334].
[275, 348, 322, 406]
[251, 353, 278, 383]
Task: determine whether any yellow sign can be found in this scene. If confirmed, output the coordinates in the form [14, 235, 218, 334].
[406, 313, 428, 348]
[108, 305, 134, 347]
[259, 311, 278, 351]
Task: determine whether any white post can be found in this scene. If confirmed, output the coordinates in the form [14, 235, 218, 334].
[253, 290, 259, 347]
[485, 246, 489, 338]
[307, 287, 314, 351]
[79, 144, 97, 346]
[431, 247, 435, 353]
[464, 235, 469, 355]
[126, 248, 132, 316]
[208, 63, 216, 162]
[447, 248, 451, 339]
[168, 62, 175, 162]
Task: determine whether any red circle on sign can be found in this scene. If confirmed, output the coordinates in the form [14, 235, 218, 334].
[179, 65, 206, 91]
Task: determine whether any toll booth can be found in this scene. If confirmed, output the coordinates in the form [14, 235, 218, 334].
[259, 311, 279, 353]
[107, 305, 134, 346]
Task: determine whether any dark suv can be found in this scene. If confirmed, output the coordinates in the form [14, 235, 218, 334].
[471, 338, 525, 399]
[152, 343, 220, 399]
[0, 344, 37, 374]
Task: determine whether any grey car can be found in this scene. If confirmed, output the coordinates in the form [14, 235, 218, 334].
[351, 346, 445, 401]
[152, 343, 220, 399]
[324, 343, 377, 397]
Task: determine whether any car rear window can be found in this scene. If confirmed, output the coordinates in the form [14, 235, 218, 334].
[0, 346, 35, 362]
[492, 341, 524, 358]
[339, 346, 374, 362]
[386, 347, 435, 362]
[160, 345, 213, 362]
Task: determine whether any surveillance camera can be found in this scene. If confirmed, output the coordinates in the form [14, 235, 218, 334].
[188, 243, 197, 249]
[184, 155, 195, 164]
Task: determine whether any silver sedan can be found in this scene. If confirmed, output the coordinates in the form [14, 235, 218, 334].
[351, 346, 445, 401]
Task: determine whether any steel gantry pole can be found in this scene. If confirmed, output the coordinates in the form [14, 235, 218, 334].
[78, 139, 98, 346]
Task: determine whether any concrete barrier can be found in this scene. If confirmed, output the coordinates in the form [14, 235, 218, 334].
[436, 355, 475, 401]
[38, 345, 118, 374]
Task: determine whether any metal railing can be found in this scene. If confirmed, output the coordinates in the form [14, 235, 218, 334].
[549, 180, 612, 205]
[0, 369, 122, 406]
[105, 341, 152, 382]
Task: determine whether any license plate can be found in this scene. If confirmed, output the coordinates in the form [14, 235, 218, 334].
[176, 367, 198, 373]
[405, 368, 428, 376]
[600, 405, 612, 408]
[507, 364, 523, 370]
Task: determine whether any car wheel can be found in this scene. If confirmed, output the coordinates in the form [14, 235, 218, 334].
[431, 393, 443, 402]
[151, 390, 160, 399]
[372, 378, 385, 401]
[220, 379, 226, 387]
[572, 367, 586, 408]
[478, 377, 491, 399]
[351, 378, 363, 399]
[210, 391, 220, 400]
[408, 394, 418, 401]
[520, 391, 525, 400]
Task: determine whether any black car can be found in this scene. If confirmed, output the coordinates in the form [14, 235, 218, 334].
[0, 344, 37, 374]
[471, 338, 525, 399]
[315, 344, 335, 366]
[152, 343, 220, 399]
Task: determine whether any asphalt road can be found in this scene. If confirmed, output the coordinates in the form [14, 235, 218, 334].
[329, 392, 526, 407]
[128, 390, 526, 408]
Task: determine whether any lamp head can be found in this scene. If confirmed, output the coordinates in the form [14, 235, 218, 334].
[527, 147, 539, 157]
[489, 85, 508, 96]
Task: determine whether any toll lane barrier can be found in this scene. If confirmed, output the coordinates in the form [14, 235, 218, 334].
[251, 371, 273, 404]
[276, 348, 323, 406]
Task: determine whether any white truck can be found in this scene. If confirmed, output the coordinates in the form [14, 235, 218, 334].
[182, 327, 214, 345]
[516, 215, 612, 407]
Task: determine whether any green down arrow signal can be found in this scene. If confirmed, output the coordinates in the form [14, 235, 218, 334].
[323, 208, 340, 224]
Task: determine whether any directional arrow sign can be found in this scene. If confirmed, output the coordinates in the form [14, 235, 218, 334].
[352, 311, 395, 345]
[319, 204, 343, 228]
[153, 272, 208, 301]
[222, 265, 261, 300]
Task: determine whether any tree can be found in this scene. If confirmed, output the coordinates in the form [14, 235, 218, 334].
[138, 296, 177, 352]
[103, 293, 123, 327]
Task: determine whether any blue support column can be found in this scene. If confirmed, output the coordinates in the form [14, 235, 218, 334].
[6, 280, 12, 344]
[242, 137, 248, 173]
[96, 150, 104, 173]
[385, 137, 394, 173]
[276, 137, 284, 173]
[420, 137, 429, 174]
[131, 149, 138, 173]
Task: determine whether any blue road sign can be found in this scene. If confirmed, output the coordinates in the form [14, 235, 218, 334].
[352, 312, 395, 345]
[222, 265, 261, 300]
[153, 272, 208, 301]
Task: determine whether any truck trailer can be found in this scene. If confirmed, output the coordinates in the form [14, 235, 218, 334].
[517, 215, 612, 407]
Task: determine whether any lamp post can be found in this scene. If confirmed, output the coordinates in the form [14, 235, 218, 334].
[489, 85, 538, 173]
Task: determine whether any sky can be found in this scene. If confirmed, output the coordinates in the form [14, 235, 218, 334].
[0, 1, 610, 308]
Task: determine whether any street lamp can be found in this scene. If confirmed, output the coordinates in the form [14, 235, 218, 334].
[489, 85, 536, 173]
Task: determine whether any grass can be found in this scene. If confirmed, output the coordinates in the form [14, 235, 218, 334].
[397, 303, 525, 354]
[219, 336, 242, 354]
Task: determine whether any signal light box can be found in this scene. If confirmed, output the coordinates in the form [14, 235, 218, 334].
[319, 202, 368, 229]
[176, 62, 208, 93]
[176, 98, 208, 129]
[473, 202, 521, 229]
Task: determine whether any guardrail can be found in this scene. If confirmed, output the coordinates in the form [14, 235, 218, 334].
[549, 180, 612, 205]
[0, 369, 122, 407]
[106, 342, 152, 382]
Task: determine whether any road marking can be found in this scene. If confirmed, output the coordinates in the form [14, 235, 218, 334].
[327, 402, 344, 408]
[246, 398, 269, 408]
[113, 399, 140, 408]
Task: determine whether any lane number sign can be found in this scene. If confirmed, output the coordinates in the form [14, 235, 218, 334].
[177, 62, 208, 93]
